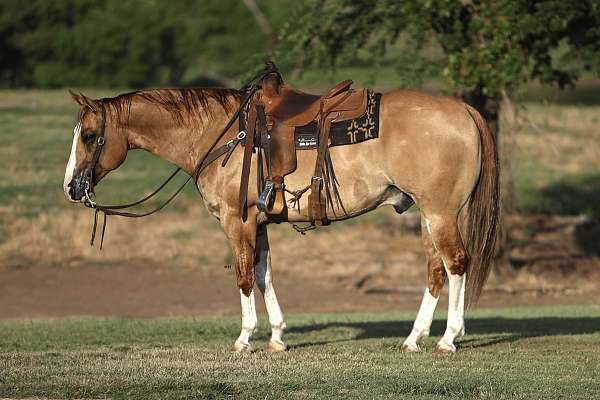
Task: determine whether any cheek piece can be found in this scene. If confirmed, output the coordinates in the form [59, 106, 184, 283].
[82, 104, 107, 208]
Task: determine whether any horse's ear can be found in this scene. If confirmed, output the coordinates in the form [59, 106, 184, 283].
[68, 89, 100, 112]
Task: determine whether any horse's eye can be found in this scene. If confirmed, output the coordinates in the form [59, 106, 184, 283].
[82, 132, 95, 144]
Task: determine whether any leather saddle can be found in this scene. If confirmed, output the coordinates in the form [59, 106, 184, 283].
[249, 72, 368, 225]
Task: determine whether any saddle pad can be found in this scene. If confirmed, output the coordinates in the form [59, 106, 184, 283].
[294, 91, 382, 150]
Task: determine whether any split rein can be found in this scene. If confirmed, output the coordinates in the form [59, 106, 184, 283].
[82, 66, 276, 249]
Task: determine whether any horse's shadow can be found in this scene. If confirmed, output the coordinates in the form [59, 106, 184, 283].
[286, 315, 600, 349]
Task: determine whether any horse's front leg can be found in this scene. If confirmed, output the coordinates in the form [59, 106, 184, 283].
[255, 224, 287, 352]
[222, 211, 258, 353]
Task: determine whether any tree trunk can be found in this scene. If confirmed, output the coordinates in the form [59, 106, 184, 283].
[461, 87, 500, 140]
[242, 0, 274, 45]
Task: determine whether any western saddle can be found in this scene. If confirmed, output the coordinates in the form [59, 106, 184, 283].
[238, 66, 369, 228]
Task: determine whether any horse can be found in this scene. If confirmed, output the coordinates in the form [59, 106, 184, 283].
[63, 84, 499, 354]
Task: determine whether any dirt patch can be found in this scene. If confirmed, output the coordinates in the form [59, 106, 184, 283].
[1, 261, 597, 320]
[0, 208, 598, 319]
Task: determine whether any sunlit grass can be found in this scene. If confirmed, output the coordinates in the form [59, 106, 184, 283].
[0, 306, 598, 399]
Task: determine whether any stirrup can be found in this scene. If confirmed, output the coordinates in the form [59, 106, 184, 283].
[257, 180, 275, 212]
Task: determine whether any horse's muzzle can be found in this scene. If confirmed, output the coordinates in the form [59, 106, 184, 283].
[65, 171, 86, 202]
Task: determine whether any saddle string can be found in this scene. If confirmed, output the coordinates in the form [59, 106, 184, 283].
[86, 63, 278, 248]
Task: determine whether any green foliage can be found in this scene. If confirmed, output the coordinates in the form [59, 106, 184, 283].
[0, 0, 277, 88]
[278, 0, 600, 97]
[2, 0, 598, 92]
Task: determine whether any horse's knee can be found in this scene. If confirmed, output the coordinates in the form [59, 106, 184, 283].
[235, 250, 255, 296]
[238, 278, 254, 296]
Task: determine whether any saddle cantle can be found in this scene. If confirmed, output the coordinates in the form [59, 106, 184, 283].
[238, 67, 379, 227]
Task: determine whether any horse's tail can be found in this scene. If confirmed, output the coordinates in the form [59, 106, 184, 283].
[463, 104, 501, 307]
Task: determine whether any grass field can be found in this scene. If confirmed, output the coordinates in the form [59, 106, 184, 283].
[1, 305, 599, 399]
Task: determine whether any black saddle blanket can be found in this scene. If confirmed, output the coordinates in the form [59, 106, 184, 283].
[294, 91, 382, 150]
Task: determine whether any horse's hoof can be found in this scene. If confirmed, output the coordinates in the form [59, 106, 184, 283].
[266, 340, 287, 353]
[232, 340, 253, 353]
[401, 341, 422, 353]
[435, 342, 456, 354]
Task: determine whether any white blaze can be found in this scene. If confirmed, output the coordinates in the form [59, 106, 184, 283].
[63, 122, 81, 200]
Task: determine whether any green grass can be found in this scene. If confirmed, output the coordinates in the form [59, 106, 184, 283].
[1, 306, 599, 399]
[509, 102, 600, 219]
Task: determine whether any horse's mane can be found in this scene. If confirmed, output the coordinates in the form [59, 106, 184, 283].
[100, 87, 243, 126]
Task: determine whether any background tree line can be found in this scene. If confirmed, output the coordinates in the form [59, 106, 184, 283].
[2, 0, 598, 130]
[2, 1, 598, 104]
[0, 0, 292, 88]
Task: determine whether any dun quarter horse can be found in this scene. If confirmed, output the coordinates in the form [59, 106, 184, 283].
[63, 81, 499, 353]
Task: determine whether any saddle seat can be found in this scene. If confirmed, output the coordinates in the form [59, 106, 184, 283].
[261, 74, 367, 127]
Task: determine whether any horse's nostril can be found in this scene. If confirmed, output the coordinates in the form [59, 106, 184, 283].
[68, 182, 83, 201]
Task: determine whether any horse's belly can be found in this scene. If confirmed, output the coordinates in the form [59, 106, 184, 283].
[283, 142, 394, 222]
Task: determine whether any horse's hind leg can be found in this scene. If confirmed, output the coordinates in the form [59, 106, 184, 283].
[255, 225, 287, 352]
[424, 212, 469, 353]
[402, 215, 447, 352]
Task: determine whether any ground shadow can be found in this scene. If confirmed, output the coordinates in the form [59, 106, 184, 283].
[536, 173, 600, 220]
[287, 316, 600, 349]
[522, 173, 600, 255]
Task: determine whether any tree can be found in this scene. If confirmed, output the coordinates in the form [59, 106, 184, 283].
[277, 0, 600, 136]
[0, 0, 278, 88]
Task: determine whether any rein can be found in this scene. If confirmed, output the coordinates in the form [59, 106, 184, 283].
[83, 64, 277, 249]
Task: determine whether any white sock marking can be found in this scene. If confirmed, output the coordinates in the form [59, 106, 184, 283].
[404, 288, 439, 349]
[439, 263, 466, 350]
[236, 289, 257, 346]
[255, 229, 286, 344]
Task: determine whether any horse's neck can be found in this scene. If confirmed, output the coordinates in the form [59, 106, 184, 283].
[124, 101, 237, 175]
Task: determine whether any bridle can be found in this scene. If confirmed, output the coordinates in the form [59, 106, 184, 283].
[82, 104, 106, 208]
[81, 62, 278, 249]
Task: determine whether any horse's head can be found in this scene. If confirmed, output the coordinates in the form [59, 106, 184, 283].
[63, 91, 128, 202]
